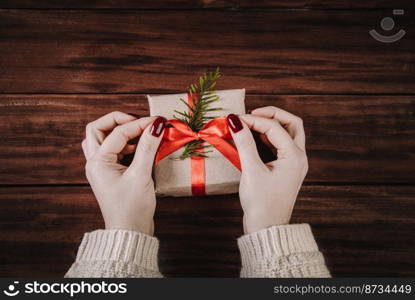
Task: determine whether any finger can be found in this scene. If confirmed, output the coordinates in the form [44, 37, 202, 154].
[251, 106, 305, 150]
[239, 114, 295, 151]
[81, 139, 89, 159]
[128, 116, 167, 175]
[85, 111, 137, 155]
[97, 117, 156, 161]
[226, 114, 265, 172]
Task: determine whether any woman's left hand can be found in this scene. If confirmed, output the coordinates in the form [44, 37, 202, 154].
[82, 112, 166, 235]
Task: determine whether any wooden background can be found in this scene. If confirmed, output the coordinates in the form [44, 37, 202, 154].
[0, 1, 414, 277]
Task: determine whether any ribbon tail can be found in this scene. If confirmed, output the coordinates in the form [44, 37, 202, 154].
[203, 136, 241, 171]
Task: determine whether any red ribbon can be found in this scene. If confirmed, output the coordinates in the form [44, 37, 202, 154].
[155, 117, 241, 195]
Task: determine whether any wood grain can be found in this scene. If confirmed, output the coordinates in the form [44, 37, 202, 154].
[0, 3, 414, 280]
[1, 1, 414, 9]
[0, 10, 413, 93]
[0, 94, 414, 185]
[0, 185, 413, 277]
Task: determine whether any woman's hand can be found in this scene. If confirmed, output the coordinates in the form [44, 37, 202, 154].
[82, 112, 166, 235]
[227, 107, 308, 234]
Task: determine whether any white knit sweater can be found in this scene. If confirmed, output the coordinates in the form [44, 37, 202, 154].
[65, 223, 330, 278]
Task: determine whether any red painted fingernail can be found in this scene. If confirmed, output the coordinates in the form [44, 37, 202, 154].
[227, 114, 243, 133]
[128, 113, 140, 118]
[151, 116, 166, 137]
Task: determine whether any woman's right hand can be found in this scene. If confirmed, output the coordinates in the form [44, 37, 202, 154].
[226, 107, 308, 234]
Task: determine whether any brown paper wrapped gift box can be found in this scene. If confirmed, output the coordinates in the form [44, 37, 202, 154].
[147, 89, 246, 197]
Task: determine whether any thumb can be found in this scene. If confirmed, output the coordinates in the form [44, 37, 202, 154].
[226, 114, 264, 172]
[129, 116, 166, 176]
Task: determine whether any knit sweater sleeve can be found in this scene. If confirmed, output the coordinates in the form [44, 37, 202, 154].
[65, 229, 162, 278]
[237, 224, 331, 278]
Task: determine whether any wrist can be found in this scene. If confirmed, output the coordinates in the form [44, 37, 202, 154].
[105, 219, 154, 236]
[243, 212, 290, 234]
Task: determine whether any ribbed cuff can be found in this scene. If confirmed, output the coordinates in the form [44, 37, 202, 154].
[75, 230, 159, 272]
[237, 224, 318, 267]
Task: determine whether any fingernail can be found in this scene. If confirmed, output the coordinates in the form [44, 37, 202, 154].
[128, 113, 140, 118]
[151, 116, 166, 137]
[226, 114, 243, 133]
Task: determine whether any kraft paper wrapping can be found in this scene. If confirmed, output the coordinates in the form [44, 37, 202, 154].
[147, 89, 246, 197]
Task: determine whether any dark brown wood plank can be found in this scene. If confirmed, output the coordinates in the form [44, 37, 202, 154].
[0, 94, 414, 184]
[0, 185, 413, 277]
[1, 1, 414, 9]
[0, 10, 413, 93]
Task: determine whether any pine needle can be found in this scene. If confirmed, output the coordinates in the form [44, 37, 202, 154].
[173, 67, 222, 159]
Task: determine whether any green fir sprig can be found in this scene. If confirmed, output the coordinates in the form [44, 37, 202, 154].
[173, 68, 222, 160]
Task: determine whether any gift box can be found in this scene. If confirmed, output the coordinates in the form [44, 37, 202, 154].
[147, 88, 245, 197]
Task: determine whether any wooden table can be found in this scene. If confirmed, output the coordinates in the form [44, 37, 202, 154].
[0, 1, 414, 277]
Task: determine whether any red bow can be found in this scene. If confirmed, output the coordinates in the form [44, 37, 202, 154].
[155, 117, 241, 195]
